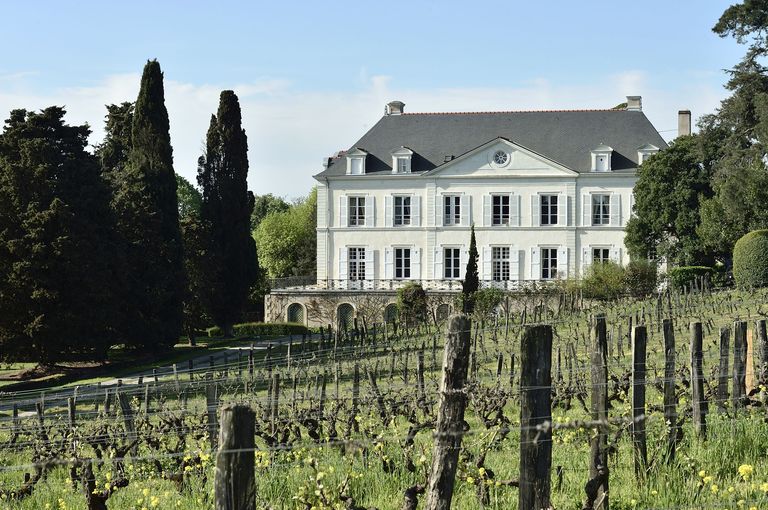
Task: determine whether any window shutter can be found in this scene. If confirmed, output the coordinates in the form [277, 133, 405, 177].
[384, 247, 393, 279]
[582, 194, 590, 227]
[531, 247, 541, 280]
[610, 193, 621, 226]
[511, 194, 520, 226]
[412, 195, 421, 226]
[482, 246, 492, 280]
[511, 248, 520, 281]
[365, 248, 374, 281]
[531, 194, 540, 227]
[558, 194, 568, 226]
[412, 247, 421, 280]
[365, 196, 375, 227]
[385, 196, 393, 227]
[434, 247, 443, 279]
[460, 195, 471, 226]
[483, 195, 491, 226]
[582, 246, 591, 276]
[436, 195, 443, 226]
[557, 246, 568, 279]
[460, 248, 469, 278]
[339, 247, 348, 280]
[339, 195, 348, 227]
[610, 246, 622, 265]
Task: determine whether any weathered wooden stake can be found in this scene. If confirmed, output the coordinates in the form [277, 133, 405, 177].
[206, 378, 219, 449]
[716, 327, 730, 411]
[425, 315, 471, 510]
[757, 319, 768, 385]
[587, 314, 608, 509]
[631, 325, 648, 478]
[690, 322, 708, 439]
[662, 318, 677, 463]
[733, 321, 748, 409]
[519, 324, 553, 510]
[215, 404, 256, 510]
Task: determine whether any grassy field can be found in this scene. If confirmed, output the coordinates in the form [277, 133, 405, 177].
[1, 288, 768, 509]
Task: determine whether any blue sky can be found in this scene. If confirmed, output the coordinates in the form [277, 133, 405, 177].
[0, 1, 746, 198]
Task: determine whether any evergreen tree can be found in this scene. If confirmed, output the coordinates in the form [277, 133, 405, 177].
[462, 225, 479, 313]
[111, 60, 184, 351]
[197, 90, 257, 334]
[0, 107, 116, 363]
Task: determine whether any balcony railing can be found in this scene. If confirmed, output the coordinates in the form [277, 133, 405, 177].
[269, 277, 559, 292]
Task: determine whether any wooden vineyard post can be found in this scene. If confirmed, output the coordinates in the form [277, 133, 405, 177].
[733, 321, 748, 409]
[690, 322, 708, 439]
[425, 315, 471, 510]
[663, 318, 677, 462]
[215, 404, 256, 510]
[519, 324, 553, 510]
[271, 373, 280, 436]
[417, 349, 426, 405]
[206, 378, 219, 449]
[586, 314, 608, 510]
[631, 325, 647, 478]
[757, 319, 768, 385]
[116, 390, 137, 456]
[352, 363, 360, 419]
[716, 327, 730, 411]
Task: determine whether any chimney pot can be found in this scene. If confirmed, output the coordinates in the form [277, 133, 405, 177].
[678, 110, 692, 137]
[626, 96, 642, 111]
[385, 101, 405, 115]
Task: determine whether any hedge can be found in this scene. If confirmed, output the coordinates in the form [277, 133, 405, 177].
[668, 266, 713, 290]
[206, 322, 310, 338]
[733, 230, 768, 289]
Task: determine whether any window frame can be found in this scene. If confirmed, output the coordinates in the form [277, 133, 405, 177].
[443, 247, 461, 279]
[591, 194, 611, 226]
[348, 196, 366, 227]
[394, 247, 411, 279]
[592, 247, 611, 264]
[348, 247, 367, 281]
[491, 246, 511, 282]
[540, 194, 559, 226]
[491, 194, 511, 226]
[541, 247, 558, 280]
[393, 195, 412, 226]
[443, 195, 461, 226]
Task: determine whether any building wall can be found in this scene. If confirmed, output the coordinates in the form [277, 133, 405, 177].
[316, 140, 637, 283]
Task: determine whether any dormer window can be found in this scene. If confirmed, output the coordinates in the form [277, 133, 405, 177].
[636, 144, 659, 165]
[391, 146, 413, 174]
[346, 148, 368, 175]
[591, 144, 613, 172]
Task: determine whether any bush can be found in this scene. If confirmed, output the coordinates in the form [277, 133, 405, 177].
[733, 230, 768, 289]
[581, 262, 625, 300]
[468, 287, 505, 320]
[668, 266, 714, 290]
[207, 322, 310, 338]
[396, 283, 428, 324]
[624, 259, 658, 297]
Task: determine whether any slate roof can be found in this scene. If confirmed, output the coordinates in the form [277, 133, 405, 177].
[315, 109, 668, 178]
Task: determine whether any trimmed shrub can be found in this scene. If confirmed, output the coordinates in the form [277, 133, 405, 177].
[733, 230, 768, 289]
[470, 287, 506, 320]
[624, 259, 658, 297]
[668, 266, 713, 290]
[207, 322, 310, 338]
[581, 262, 625, 300]
[396, 282, 428, 324]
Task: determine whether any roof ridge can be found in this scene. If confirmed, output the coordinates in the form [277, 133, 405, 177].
[401, 108, 623, 115]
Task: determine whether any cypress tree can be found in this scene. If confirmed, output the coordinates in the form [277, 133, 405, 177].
[111, 60, 184, 350]
[0, 107, 116, 363]
[197, 90, 257, 335]
[462, 225, 479, 313]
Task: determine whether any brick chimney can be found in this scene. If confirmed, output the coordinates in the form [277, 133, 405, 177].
[385, 101, 405, 115]
[678, 110, 691, 137]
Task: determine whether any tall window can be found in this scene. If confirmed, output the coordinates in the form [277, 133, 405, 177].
[540, 195, 558, 225]
[492, 194, 510, 225]
[348, 247, 366, 280]
[394, 248, 411, 279]
[444, 248, 461, 279]
[394, 196, 411, 226]
[541, 248, 558, 280]
[592, 247, 610, 264]
[348, 196, 366, 226]
[492, 246, 511, 281]
[444, 195, 461, 226]
[591, 194, 610, 226]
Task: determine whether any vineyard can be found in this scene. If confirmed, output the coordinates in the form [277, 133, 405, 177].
[2, 287, 768, 509]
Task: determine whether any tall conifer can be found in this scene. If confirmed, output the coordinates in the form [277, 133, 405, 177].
[462, 225, 479, 313]
[197, 91, 257, 334]
[112, 60, 184, 350]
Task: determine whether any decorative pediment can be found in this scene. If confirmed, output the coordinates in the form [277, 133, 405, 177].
[636, 143, 659, 165]
[424, 138, 578, 178]
[346, 147, 368, 175]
